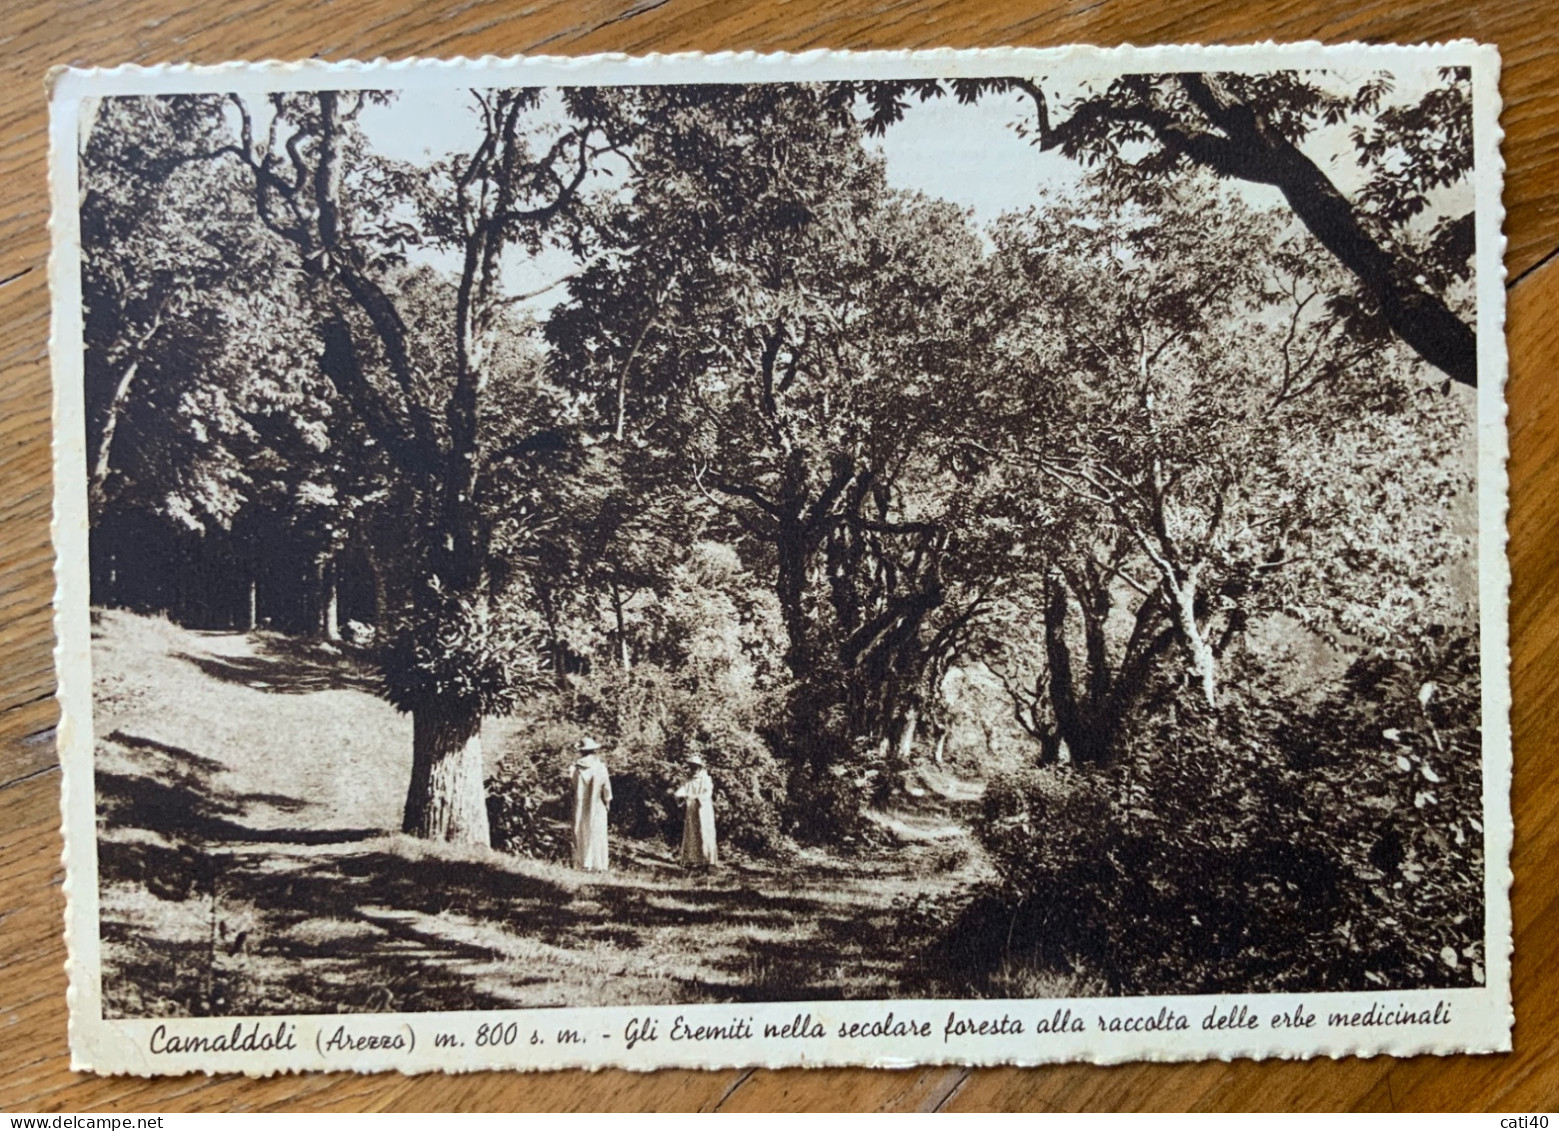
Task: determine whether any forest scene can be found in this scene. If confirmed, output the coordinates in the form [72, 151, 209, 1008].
[79, 66, 1487, 1017]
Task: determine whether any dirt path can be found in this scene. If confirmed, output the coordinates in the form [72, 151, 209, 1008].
[92, 611, 990, 1017]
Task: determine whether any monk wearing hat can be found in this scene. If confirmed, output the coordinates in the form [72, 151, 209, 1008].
[673, 754, 718, 868]
[571, 736, 612, 872]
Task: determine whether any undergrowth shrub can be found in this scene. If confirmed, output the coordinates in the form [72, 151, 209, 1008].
[486, 662, 790, 857]
[485, 745, 570, 859]
[576, 661, 790, 854]
[779, 687, 896, 848]
[958, 630, 1483, 995]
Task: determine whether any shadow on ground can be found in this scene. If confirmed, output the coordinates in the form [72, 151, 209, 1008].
[97, 725, 953, 1018]
[173, 633, 380, 695]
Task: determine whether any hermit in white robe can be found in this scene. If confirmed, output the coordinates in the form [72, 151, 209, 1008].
[571, 752, 612, 872]
[674, 764, 717, 867]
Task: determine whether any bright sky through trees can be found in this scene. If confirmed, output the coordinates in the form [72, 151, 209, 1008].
[349, 63, 1466, 324]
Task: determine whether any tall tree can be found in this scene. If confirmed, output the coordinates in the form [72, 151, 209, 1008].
[217, 88, 630, 843]
[549, 85, 990, 754]
[81, 95, 366, 635]
[972, 182, 1471, 758]
[81, 96, 269, 531]
[550, 83, 888, 679]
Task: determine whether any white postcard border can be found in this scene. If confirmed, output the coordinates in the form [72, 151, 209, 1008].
[48, 41, 1512, 1076]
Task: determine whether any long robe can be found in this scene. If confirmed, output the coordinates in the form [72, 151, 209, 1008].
[571, 754, 612, 872]
[674, 768, 717, 867]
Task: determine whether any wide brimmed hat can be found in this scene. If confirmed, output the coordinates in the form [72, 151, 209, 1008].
[577, 735, 601, 752]
[687, 753, 707, 767]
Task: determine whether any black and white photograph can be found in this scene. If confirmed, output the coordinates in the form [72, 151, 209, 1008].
[48, 45, 1510, 1072]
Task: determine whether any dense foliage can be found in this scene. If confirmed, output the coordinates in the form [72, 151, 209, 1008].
[964, 630, 1482, 995]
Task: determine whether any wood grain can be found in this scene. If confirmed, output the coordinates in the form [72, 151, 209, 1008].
[3, 0, 1556, 1111]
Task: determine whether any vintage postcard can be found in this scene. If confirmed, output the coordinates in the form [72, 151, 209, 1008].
[48, 43, 1511, 1075]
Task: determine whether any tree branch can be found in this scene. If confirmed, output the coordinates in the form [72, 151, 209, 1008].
[692, 462, 782, 520]
[1169, 73, 1477, 386]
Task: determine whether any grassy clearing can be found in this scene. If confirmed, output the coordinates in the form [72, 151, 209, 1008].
[93, 610, 1006, 1017]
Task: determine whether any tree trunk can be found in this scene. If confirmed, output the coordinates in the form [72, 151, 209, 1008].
[366, 549, 388, 627]
[894, 702, 919, 766]
[1040, 572, 1122, 765]
[614, 318, 655, 442]
[314, 559, 340, 641]
[932, 730, 947, 766]
[611, 582, 631, 670]
[1168, 579, 1217, 708]
[1188, 633, 1217, 709]
[1262, 135, 1476, 386]
[323, 561, 340, 642]
[403, 705, 491, 845]
[88, 359, 139, 527]
[246, 577, 257, 632]
[776, 522, 811, 676]
[1042, 573, 1083, 747]
[1172, 74, 1476, 387]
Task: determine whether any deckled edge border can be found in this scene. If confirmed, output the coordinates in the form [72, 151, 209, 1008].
[1472, 34, 1515, 1062]
[48, 61, 95, 1077]
[48, 61, 79, 1073]
[46, 39, 1498, 92]
[44, 40, 1513, 1077]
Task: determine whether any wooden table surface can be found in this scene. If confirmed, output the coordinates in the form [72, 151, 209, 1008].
[3, 0, 1557, 1112]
